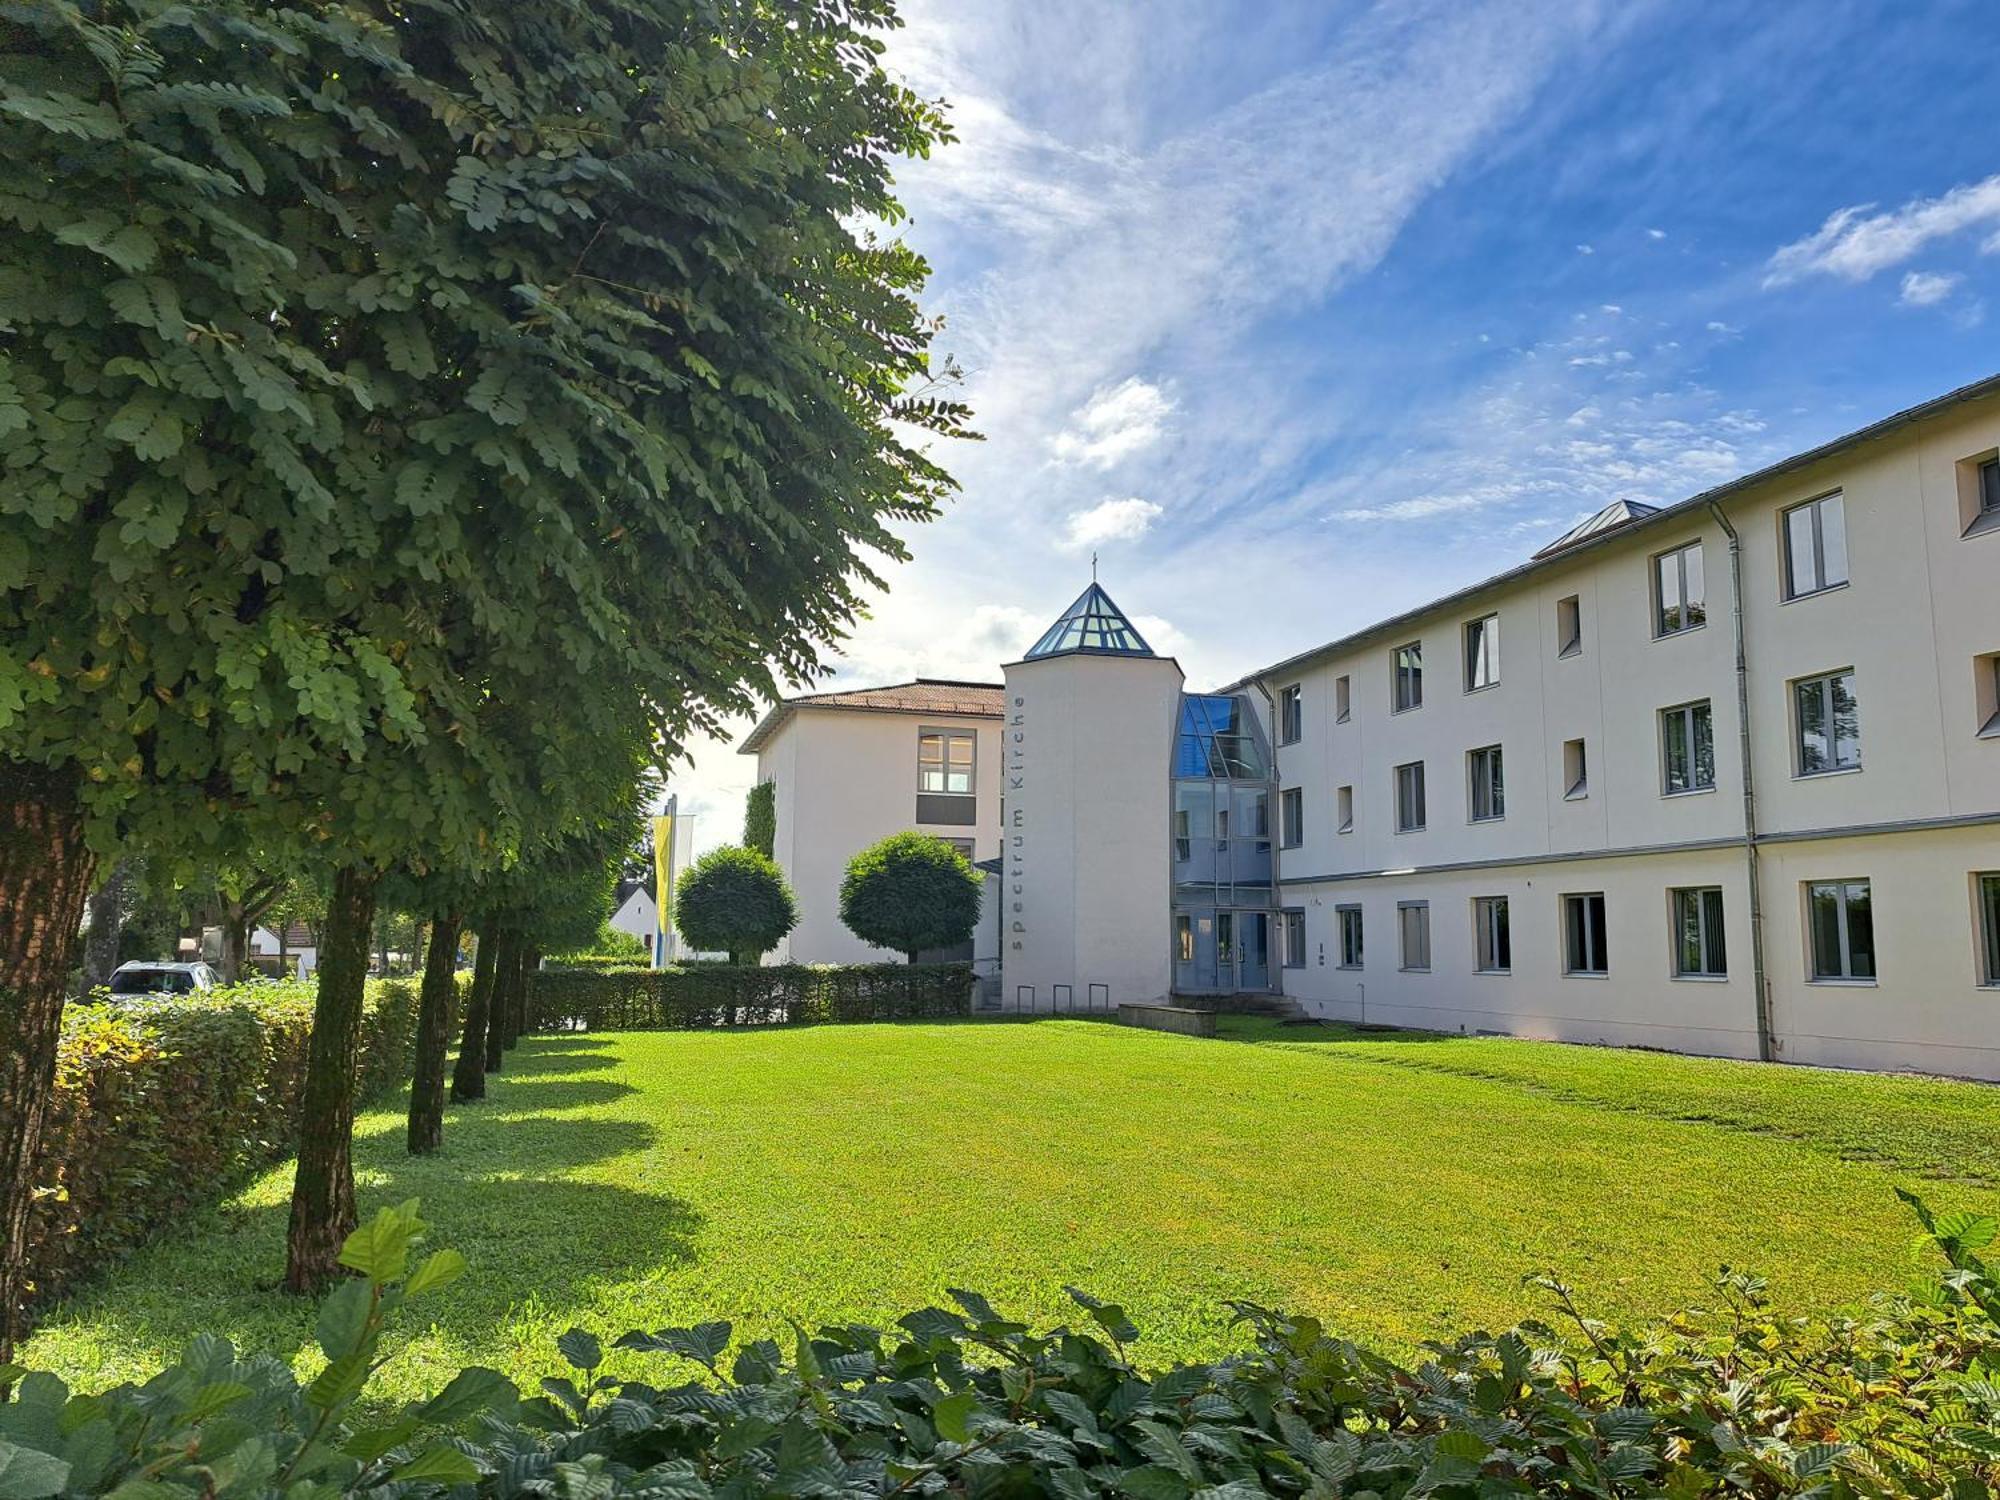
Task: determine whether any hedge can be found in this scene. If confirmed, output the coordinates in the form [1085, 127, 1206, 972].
[525, 962, 972, 1032]
[23, 977, 421, 1314]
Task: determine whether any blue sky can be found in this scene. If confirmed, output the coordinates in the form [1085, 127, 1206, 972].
[671, 0, 2000, 844]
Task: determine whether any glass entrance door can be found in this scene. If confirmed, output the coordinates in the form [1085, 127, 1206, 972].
[1236, 911, 1269, 990]
[1172, 906, 1273, 994]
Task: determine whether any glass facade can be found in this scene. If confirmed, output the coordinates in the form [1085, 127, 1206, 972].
[1172, 693, 1277, 994]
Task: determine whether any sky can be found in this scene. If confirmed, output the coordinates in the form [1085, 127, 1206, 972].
[666, 0, 2000, 852]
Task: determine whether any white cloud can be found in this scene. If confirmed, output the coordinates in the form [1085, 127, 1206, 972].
[1575, 242, 1595, 254]
[1050, 378, 1175, 467]
[1898, 269, 1960, 306]
[1645, 227, 1667, 240]
[1765, 173, 2000, 285]
[1062, 496, 1164, 549]
[1339, 492, 1489, 523]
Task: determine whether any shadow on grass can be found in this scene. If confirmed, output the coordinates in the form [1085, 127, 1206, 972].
[1211, 1016, 1465, 1047]
[476, 1078, 641, 1116]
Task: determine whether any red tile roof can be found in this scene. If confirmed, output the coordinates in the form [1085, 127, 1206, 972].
[739, 679, 1004, 754]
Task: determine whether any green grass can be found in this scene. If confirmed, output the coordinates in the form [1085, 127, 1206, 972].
[21, 1018, 2000, 1403]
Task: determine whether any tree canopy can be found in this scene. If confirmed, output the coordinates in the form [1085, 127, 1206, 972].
[675, 846, 798, 966]
[838, 833, 982, 963]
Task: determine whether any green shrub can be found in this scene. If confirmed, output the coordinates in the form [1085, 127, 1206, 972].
[673, 846, 797, 965]
[743, 779, 776, 858]
[5, 1194, 1997, 1496]
[839, 831, 983, 961]
[525, 963, 970, 1032]
[23, 978, 419, 1315]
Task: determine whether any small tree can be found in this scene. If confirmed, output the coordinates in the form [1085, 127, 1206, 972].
[675, 848, 798, 966]
[744, 781, 777, 860]
[839, 833, 982, 963]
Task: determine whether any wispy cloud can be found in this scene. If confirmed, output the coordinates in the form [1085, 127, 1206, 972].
[1050, 378, 1175, 467]
[1062, 496, 1164, 549]
[1764, 173, 2000, 286]
[1898, 269, 1960, 306]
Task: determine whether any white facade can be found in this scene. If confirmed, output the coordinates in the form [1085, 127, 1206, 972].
[607, 882, 657, 952]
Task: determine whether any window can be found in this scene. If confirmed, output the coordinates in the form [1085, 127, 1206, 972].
[1671, 887, 1727, 978]
[1336, 905, 1364, 968]
[1473, 896, 1511, 973]
[1807, 879, 1875, 981]
[1398, 901, 1431, 971]
[1653, 541, 1706, 636]
[1394, 761, 1426, 832]
[1278, 684, 1302, 745]
[1556, 595, 1582, 658]
[1660, 700, 1716, 795]
[1335, 675, 1351, 723]
[1978, 873, 2000, 986]
[1977, 653, 2000, 738]
[1563, 738, 1588, 800]
[1392, 643, 1423, 712]
[1782, 492, 1848, 599]
[1336, 784, 1354, 833]
[1984, 458, 2000, 516]
[918, 729, 974, 794]
[1282, 909, 1306, 969]
[1468, 744, 1505, 821]
[1794, 670, 1860, 775]
[1464, 613, 1499, 691]
[1563, 892, 1608, 975]
[946, 838, 975, 861]
[1175, 914, 1193, 963]
[1280, 786, 1303, 848]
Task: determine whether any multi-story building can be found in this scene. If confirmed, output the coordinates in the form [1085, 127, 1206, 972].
[743, 374, 2000, 1077]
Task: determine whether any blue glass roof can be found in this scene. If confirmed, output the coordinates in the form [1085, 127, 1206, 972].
[1174, 694, 1269, 779]
[1024, 584, 1154, 659]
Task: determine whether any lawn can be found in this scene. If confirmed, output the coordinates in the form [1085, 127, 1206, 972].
[21, 1017, 2000, 1403]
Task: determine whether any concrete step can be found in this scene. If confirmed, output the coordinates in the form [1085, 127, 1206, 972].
[1171, 992, 1305, 1020]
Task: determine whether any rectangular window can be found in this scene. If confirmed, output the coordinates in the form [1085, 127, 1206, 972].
[1563, 892, 1608, 975]
[1983, 457, 2000, 516]
[918, 729, 975, 794]
[1976, 653, 2000, 738]
[1794, 670, 1861, 775]
[1278, 684, 1302, 745]
[1398, 901, 1431, 971]
[1782, 492, 1849, 599]
[1464, 613, 1499, 691]
[1335, 674, 1351, 723]
[1336, 784, 1354, 833]
[1473, 895, 1511, 973]
[1660, 700, 1716, 795]
[1394, 761, 1426, 832]
[1336, 905, 1363, 968]
[1671, 887, 1727, 977]
[1280, 786, 1303, 848]
[1393, 642, 1423, 712]
[1979, 873, 2000, 986]
[1653, 541, 1706, 637]
[1563, 737, 1588, 800]
[1807, 879, 1875, 981]
[1468, 744, 1505, 821]
[1282, 909, 1306, 969]
[1556, 594, 1582, 658]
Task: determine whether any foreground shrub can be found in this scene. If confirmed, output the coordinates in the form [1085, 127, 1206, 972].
[23, 978, 419, 1316]
[526, 962, 971, 1031]
[3, 1192, 1996, 1496]
[673, 846, 798, 965]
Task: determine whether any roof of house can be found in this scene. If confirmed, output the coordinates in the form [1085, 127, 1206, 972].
[613, 878, 652, 911]
[1246, 370, 2000, 688]
[1023, 583, 1154, 660]
[739, 678, 1006, 755]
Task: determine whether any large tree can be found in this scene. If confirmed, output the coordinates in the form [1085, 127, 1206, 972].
[676, 846, 798, 965]
[839, 833, 983, 963]
[0, 0, 962, 1320]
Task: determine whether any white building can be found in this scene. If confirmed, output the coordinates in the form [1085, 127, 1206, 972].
[742, 374, 2000, 1078]
[606, 879, 658, 953]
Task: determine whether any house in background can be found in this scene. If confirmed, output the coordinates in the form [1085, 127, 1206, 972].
[607, 879, 657, 955]
[740, 679, 1005, 967]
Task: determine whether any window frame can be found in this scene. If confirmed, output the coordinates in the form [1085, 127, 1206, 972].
[1780, 490, 1849, 601]
[1659, 699, 1716, 796]
[1806, 878, 1876, 983]
[1472, 895, 1511, 974]
[1279, 786, 1304, 849]
[1556, 594, 1582, 659]
[1277, 683, 1302, 746]
[1978, 872, 2000, 988]
[917, 727, 977, 797]
[1334, 674, 1352, 723]
[1981, 456, 2000, 523]
[1562, 891, 1608, 976]
[1468, 743, 1505, 822]
[1562, 737, 1588, 801]
[1670, 886, 1728, 979]
[1392, 642, 1424, 713]
[1281, 908, 1307, 970]
[1651, 540, 1707, 638]
[1397, 900, 1431, 972]
[1464, 612, 1500, 693]
[1336, 784, 1354, 834]
[1393, 760, 1426, 833]
[1335, 904, 1364, 968]
[1792, 669, 1861, 777]
[1977, 653, 2000, 739]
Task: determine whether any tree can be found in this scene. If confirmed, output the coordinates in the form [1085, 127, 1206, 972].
[839, 834, 983, 963]
[80, 861, 134, 991]
[744, 782, 777, 860]
[675, 848, 798, 966]
[1, 0, 961, 1310]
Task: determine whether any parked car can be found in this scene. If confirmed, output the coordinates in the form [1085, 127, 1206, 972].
[106, 961, 219, 998]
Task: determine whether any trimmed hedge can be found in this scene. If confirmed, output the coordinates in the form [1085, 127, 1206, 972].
[24, 977, 420, 1313]
[525, 962, 971, 1032]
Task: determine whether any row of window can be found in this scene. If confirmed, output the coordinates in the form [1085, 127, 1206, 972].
[1284, 872, 2000, 986]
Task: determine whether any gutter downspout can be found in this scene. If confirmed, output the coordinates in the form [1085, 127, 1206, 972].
[1708, 500, 1775, 1062]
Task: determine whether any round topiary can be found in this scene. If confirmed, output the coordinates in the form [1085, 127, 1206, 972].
[673, 847, 798, 966]
[838, 832, 983, 963]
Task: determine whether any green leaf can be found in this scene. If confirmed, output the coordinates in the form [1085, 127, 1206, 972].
[404, 1248, 466, 1297]
[0, 1444, 69, 1500]
[932, 1390, 977, 1445]
[338, 1200, 424, 1282]
[54, 215, 158, 272]
[1432, 1428, 1487, 1461]
[104, 278, 186, 339]
[414, 1366, 517, 1426]
[104, 391, 184, 461]
[1117, 1465, 1191, 1500]
[556, 1329, 602, 1372]
[315, 1276, 373, 1361]
[0, 91, 123, 141]
[394, 460, 462, 518]
[390, 1447, 479, 1484]
[304, 1352, 371, 1412]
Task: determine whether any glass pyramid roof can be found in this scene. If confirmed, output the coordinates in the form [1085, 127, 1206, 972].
[1024, 583, 1154, 659]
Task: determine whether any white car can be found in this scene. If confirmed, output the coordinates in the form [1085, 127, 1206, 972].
[107, 961, 219, 998]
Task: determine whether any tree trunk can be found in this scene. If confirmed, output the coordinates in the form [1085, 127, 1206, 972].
[219, 906, 249, 984]
[0, 760, 97, 1360]
[450, 927, 497, 1102]
[283, 862, 378, 1296]
[407, 911, 462, 1155]
[499, 940, 526, 1051]
[81, 860, 128, 990]
[484, 929, 517, 1070]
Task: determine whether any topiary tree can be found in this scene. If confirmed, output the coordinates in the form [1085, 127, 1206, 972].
[743, 781, 777, 860]
[838, 833, 983, 964]
[675, 847, 798, 966]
